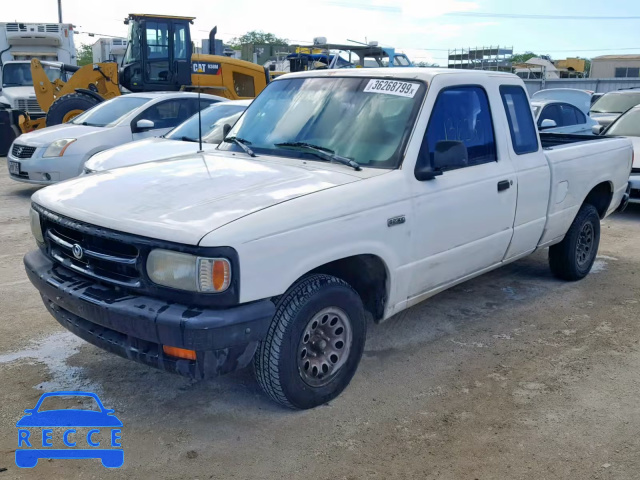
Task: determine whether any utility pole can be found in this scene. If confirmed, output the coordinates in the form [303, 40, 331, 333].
[57, 0, 63, 23]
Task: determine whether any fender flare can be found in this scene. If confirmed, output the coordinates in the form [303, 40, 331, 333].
[74, 88, 105, 104]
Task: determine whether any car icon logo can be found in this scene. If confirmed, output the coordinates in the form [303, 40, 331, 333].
[15, 391, 123, 468]
[72, 244, 84, 260]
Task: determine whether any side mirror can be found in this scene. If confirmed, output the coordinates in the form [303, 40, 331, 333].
[540, 119, 557, 129]
[433, 140, 468, 171]
[135, 119, 155, 131]
[222, 123, 232, 138]
[592, 124, 605, 135]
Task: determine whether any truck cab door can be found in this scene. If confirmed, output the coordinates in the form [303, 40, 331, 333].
[499, 84, 550, 260]
[408, 83, 517, 299]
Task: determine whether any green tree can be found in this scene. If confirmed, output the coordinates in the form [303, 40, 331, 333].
[415, 61, 439, 67]
[228, 31, 288, 49]
[509, 52, 539, 65]
[77, 43, 93, 66]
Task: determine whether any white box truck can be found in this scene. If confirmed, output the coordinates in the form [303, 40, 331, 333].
[0, 22, 76, 154]
[92, 37, 127, 65]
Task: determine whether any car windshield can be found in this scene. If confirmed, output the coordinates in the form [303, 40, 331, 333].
[70, 96, 150, 127]
[590, 92, 640, 114]
[219, 77, 426, 169]
[166, 103, 247, 143]
[607, 108, 640, 137]
[2, 63, 63, 87]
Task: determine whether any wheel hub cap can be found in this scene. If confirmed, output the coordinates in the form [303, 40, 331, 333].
[576, 222, 594, 267]
[297, 307, 352, 387]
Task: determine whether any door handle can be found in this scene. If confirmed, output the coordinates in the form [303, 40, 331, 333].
[497, 180, 511, 192]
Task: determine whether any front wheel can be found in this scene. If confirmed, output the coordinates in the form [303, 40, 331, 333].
[254, 274, 366, 409]
[549, 203, 601, 281]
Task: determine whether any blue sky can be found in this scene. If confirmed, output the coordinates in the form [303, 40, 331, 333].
[5, 0, 640, 65]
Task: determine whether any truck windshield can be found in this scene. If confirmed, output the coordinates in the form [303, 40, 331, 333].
[2, 63, 63, 87]
[70, 96, 150, 127]
[590, 92, 640, 114]
[220, 77, 426, 169]
[606, 108, 640, 137]
[166, 103, 247, 143]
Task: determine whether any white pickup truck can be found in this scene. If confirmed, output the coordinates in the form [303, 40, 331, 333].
[24, 68, 632, 409]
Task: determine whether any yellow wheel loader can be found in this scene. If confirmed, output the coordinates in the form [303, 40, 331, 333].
[20, 14, 269, 133]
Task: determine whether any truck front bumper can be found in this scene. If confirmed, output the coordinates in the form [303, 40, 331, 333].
[24, 249, 275, 379]
[629, 174, 640, 205]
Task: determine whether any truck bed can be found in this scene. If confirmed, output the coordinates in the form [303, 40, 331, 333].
[540, 132, 612, 149]
[538, 134, 632, 247]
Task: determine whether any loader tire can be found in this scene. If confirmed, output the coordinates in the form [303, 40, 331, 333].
[46, 93, 100, 126]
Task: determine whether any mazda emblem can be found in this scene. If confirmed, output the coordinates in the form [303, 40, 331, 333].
[72, 244, 84, 260]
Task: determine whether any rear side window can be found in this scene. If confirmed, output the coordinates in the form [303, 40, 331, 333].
[423, 85, 497, 169]
[500, 85, 539, 155]
[560, 104, 578, 126]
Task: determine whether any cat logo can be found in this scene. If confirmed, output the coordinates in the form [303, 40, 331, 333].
[192, 62, 221, 75]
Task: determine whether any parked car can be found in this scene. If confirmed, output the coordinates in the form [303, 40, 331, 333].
[600, 104, 640, 204]
[532, 89, 592, 114]
[24, 68, 631, 410]
[590, 89, 640, 128]
[590, 92, 605, 106]
[7, 92, 225, 185]
[531, 89, 598, 135]
[83, 100, 251, 174]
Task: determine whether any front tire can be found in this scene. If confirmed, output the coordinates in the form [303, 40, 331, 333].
[254, 274, 366, 409]
[549, 203, 601, 281]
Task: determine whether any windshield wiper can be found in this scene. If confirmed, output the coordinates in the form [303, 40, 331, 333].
[223, 136, 256, 157]
[180, 136, 198, 142]
[274, 142, 361, 171]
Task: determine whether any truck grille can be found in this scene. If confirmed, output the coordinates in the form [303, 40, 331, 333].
[11, 144, 36, 159]
[40, 210, 141, 288]
[16, 98, 43, 114]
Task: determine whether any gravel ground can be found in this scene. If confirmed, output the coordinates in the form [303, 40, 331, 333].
[1, 159, 639, 479]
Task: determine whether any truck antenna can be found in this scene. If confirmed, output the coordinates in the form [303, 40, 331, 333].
[197, 83, 203, 153]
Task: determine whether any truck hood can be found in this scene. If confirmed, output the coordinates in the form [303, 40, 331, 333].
[16, 123, 106, 147]
[590, 112, 620, 128]
[85, 137, 218, 172]
[32, 153, 363, 245]
[0, 86, 36, 103]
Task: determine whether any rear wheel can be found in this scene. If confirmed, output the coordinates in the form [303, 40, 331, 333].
[549, 203, 601, 281]
[254, 274, 366, 409]
[46, 93, 101, 126]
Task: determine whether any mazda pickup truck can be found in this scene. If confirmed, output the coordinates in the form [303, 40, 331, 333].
[24, 68, 632, 410]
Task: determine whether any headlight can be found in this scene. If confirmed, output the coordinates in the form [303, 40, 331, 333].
[29, 208, 44, 244]
[146, 249, 231, 293]
[43, 138, 76, 158]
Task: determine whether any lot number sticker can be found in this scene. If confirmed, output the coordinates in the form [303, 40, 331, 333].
[363, 79, 420, 98]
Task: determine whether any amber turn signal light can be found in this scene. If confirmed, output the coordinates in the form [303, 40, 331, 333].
[162, 346, 197, 360]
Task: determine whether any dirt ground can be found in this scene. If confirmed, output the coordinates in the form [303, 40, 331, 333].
[1, 159, 639, 480]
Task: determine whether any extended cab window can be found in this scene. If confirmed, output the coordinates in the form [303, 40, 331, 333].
[500, 85, 539, 155]
[423, 86, 497, 169]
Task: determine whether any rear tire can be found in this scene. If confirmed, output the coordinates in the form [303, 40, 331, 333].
[549, 203, 601, 281]
[46, 93, 100, 126]
[254, 274, 366, 409]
